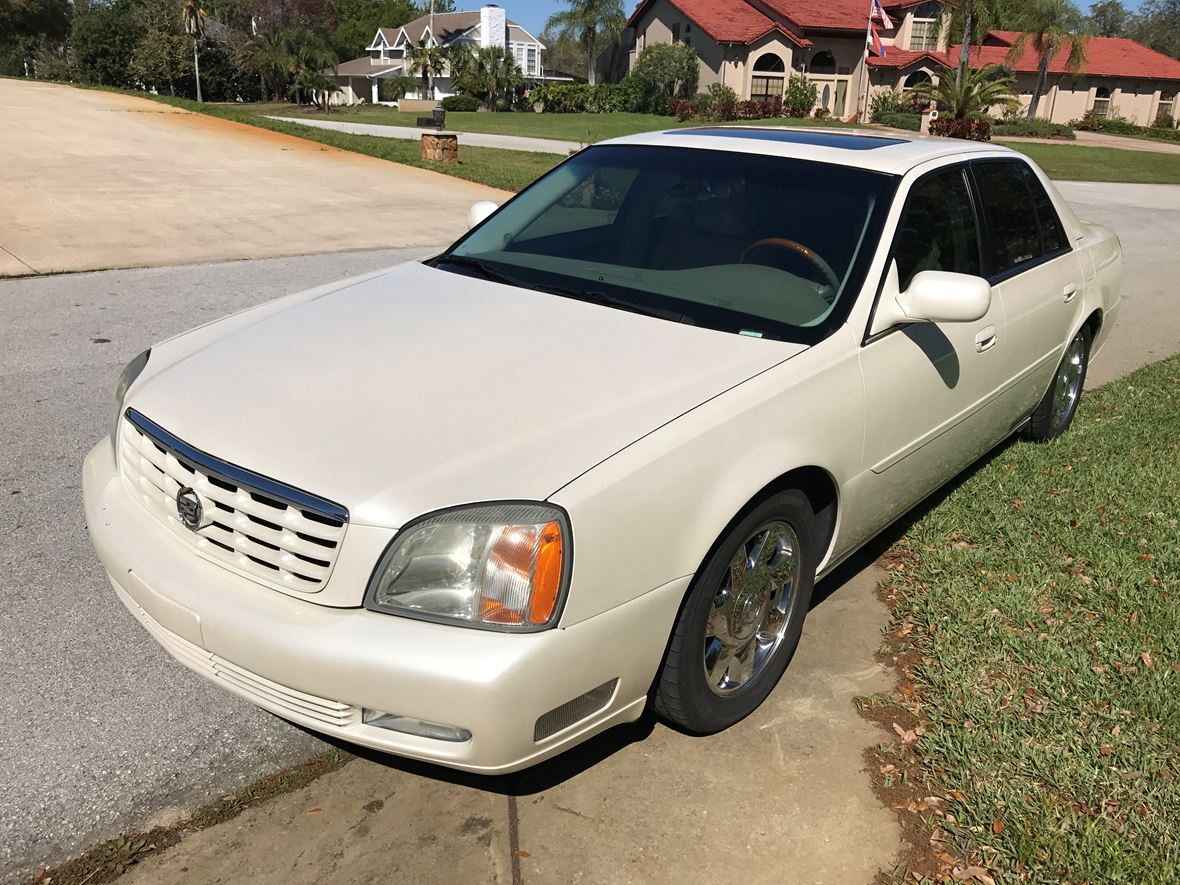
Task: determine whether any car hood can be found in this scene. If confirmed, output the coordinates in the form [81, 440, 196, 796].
[128, 261, 803, 528]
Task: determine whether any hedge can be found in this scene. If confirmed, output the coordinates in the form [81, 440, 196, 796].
[441, 95, 480, 112]
[992, 118, 1075, 139]
[876, 112, 921, 131]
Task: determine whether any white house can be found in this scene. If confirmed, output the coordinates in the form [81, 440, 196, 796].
[330, 5, 546, 106]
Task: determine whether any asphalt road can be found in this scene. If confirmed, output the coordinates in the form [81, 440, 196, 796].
[1, 182, 1177, 881]
[0, 248, 429, 880]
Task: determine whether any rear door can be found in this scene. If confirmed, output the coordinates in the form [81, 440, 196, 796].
[969, 160, 1086, 416]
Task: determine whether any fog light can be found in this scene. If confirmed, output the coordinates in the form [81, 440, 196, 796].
[362, 709, 471, 742]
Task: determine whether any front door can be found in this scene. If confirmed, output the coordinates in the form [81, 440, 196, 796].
[853, 165, 1016, 536]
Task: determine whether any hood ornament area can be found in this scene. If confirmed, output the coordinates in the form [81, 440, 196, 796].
[175, 486, 208, 531]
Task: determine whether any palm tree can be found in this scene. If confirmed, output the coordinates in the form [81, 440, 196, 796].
[404, 38, 448, 100]
[909, 63, 1019, 119]
[1007, 0, 1087, 120]
[948, 0, 1005, 87]
[180, 0, 205, 102]
[452, 45, 522, 110]
[237, 29, 292, 100]
[284, 27, 338, 108]
[545, 0, 625, 85]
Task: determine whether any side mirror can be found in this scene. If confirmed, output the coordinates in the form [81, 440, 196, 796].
[900, 270, 992, 323]
[467, 200, 499, 230]
[869, 264, 991, 335]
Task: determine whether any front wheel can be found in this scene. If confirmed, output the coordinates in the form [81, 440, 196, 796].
[1026, 325, 1091, 441]
[653, 491, 817, 734]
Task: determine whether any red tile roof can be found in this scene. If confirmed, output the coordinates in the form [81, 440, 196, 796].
[866, 31, 1180, 81]
[760, 0, 876, 32]
[628, 0, 807, 45]
[958, 35, 1180, 80]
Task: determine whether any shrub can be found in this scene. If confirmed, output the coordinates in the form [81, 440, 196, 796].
[870, 89, 906, 121]
[814, 106, 830, 119]
[1152, 110, 1178, 130]
[876, 111, 921, 131]
[1069, 111, 1180, 141]
[668, 98, 695, 121]
[929, 117, 992, 141]
[441, 94, 480, 112]
[632, 42, 699, 104]
[706, 82, 738, 107]
[783, 74, 817, 118]
[992, 118, 1075, 139]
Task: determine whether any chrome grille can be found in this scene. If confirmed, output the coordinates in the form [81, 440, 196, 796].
[118, 409, 348, 592]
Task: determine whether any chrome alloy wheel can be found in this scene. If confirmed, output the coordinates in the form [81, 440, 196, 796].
[1052, 333, 1087, 433]
[704, 520, 801, 696]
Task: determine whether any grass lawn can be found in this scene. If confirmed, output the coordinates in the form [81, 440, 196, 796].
[881, 355, 1180, 882]
[144, 95, 560, 192]
[266, 103, 853, 143]
[997, 141, 1180, 184]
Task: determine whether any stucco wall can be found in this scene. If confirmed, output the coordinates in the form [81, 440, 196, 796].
[628, 0, 728, 89]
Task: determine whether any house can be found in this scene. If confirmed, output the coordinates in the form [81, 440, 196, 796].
[330, 4, 546, 106]
[616, 0, 1180, 125]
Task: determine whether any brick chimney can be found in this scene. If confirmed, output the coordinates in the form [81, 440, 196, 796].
[479, 4, 506, 48]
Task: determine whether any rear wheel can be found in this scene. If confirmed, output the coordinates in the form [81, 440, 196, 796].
[653, 491, 816, 734]
[1026, 325, 1090, 441]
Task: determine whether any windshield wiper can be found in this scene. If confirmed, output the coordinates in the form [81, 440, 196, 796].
[433, 255, 692, 324]
[540, 284, 693, 324]
[431, 254, 532, 288]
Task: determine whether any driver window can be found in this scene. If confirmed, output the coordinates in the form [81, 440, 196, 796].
[892, 168, 981, 291]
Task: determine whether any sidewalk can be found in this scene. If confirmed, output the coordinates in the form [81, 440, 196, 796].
[114, 566, 900, 885]
[267, 116, 582, 155]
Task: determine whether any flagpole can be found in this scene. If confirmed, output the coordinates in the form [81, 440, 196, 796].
[858, 0, 874, 121]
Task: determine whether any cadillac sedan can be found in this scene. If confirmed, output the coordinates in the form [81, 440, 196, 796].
[84, 128, 1122, 773]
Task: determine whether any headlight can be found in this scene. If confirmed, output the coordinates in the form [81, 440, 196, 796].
[365, 503, 570, 631]
[113, 349, 150, 456]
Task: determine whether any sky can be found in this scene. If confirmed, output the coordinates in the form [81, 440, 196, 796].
[494, 0, 639, 38]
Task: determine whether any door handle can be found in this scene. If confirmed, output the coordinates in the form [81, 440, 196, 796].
[1063, 283, 1079, 302]
[975, 326, 998, 352]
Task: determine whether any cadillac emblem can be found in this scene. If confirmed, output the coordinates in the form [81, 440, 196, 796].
[176, 487, 205, 531]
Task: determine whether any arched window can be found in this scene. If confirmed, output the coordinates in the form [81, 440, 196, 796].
[810, 51, 837, 75]
[1092, 85, 1111, 118]
[903, 70, 931, 89]
[751, 53, 787, 102]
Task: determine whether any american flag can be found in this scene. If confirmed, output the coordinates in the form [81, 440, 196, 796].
[872, 0, 895, 30]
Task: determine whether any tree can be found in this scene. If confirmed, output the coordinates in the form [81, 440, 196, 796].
[909, 63, 1019, 118]
[1008, 0, 1088, 120]
[331, 0, 417, 59]
[70, 0, 143, 86]
[237, 27, 293, 98]
[0, 0, 71, 76]
[631, 42, 698, 102]
[1128, 0, 1180, 60]
[536, 28, 583, 76]
[937, 0, 1006, 86]
[544, 0, 625, 84]
[1089, 0, 1129, 36]
[404, 36, 446, 99]
[283, 24, 337, 104]
[180, 0, 206, 101]
[451, 44, 522, 110]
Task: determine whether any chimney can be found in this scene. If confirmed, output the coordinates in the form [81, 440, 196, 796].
[480, 4, 506, 49]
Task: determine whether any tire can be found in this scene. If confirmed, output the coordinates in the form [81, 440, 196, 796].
[653, 490, 817, 734]
[1026, 325, 1091, 442]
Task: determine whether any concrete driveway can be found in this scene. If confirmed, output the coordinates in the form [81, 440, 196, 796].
[0, 80, 508, 277]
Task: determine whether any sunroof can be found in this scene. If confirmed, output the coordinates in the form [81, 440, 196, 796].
[664, 128, 907, 151]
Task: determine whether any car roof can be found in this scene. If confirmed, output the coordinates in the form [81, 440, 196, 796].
[598, 127, 1014, 176]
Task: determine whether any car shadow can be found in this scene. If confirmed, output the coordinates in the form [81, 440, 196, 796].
[297, 434, 1019, 795]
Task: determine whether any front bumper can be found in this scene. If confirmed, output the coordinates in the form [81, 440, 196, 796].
[84, 440, 686, 773]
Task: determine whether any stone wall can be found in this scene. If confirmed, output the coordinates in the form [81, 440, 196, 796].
[421, 132, 459, 164]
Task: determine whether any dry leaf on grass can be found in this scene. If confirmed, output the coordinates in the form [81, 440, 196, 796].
[952, 865, 996, 885]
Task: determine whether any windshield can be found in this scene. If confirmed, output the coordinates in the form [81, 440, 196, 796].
[437, 143, 897, 343]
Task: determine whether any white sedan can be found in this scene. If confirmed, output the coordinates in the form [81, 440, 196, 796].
[84, 128, 1122, 773]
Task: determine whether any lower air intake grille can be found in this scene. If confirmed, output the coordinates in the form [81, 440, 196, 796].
[534, 679, 618, 742]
